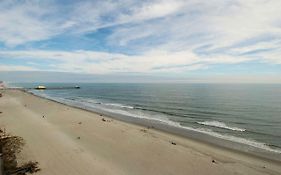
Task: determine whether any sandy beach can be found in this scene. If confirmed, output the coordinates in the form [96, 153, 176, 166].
[0, 89, 280, 175]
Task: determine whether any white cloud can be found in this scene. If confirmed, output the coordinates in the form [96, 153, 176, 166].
[0, 49, 255, 73]
[116, 0, 184, 23]
[0, 65, 38, 71]
[0, 0, 185, 46]
[257, 48, 281, 64]
[0, 0, 280, 74]
[229, 40, 281, 54]
[0, 1, 60, 46]
[1, 0, 280, 49]
[109, 0, 281, 46]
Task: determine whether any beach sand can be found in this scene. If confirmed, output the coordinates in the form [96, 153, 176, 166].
[0, 89, 280, 175]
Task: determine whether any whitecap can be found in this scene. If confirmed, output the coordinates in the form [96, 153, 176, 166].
[197, 121, 246, 132]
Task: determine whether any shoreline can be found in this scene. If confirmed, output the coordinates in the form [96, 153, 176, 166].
[25, 88, 281, 163]
[0, 89, 280, 174]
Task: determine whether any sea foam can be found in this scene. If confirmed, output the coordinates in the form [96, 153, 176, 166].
[104, 103, 134, 109]
[197, 121, 246, 132]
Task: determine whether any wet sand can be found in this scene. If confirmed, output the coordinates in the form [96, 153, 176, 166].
[0, 89, 280, 175]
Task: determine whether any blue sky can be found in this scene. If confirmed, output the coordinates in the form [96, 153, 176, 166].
[0, 0, 281, 82]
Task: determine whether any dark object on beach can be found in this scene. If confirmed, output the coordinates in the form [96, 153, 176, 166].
[0, 93, 2, 97]
[0, 111, 2, 114]
[77, 136, 81, 139]
[171, 141, 176, 145]
[78, 122, 82, 124]
[140, 129, 147, 133]
[100, 114, 103, 116]
[24, 104, 27, 107]
[42, 115, 45, 118]
[212, 160, 216, 163]
[101, 118, 112, 122]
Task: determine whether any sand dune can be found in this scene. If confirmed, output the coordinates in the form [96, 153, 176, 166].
[0, 89, 280, 175]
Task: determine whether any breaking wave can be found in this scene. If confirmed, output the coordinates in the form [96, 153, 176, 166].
[197, 121, 246, 132]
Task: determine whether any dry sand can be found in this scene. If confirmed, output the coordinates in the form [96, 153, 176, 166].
[0, 89, 280, 175]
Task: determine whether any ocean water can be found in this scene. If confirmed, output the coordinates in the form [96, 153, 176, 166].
[12, 83, 281, 155]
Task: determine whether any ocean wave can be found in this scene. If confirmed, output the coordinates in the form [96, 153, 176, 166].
[74, 98, 134, 109]
[197, 121, 246, 132]
[163, 121, 281, 154]
[194, 128, 281, 154]
[77, 98, 101, 104]
[104, 103, 134, 109]
[104, 108, 281, 153]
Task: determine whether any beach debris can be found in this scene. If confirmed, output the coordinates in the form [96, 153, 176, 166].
[42, 115, 45, 118]
[77, 136, 81, 139]
[0, 111, 2, 114]
[212, 159, 216, 163]
[170, 141, 177, 145]
[101, 118, 112, 122]
[140, 129, 148, 133]
[78, 122, 82, 124]
[101, 118, 113, 122]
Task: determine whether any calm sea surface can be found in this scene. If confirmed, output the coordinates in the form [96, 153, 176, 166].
[12, 83, 281, 154]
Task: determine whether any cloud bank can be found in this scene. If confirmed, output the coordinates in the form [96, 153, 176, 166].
[0, 0, 280, 77]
